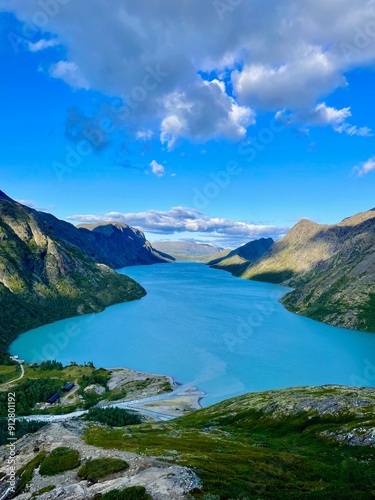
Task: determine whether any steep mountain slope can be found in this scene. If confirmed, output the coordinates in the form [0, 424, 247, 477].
[152, 241, 224, 261]
[0, 191, 146, 361]
[33, 213, 171, 269]
[242, 209, 375, 331]
[207, 237, 274, 276]
[75, 222, 172, 267]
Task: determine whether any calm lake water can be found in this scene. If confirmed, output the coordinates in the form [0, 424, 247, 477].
[10, 262, 375, 406]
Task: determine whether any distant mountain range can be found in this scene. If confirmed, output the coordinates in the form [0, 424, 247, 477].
[206, 238, 274, 275]
[224, 210, 375, 332]
[0, 191, 170, 361]
[152, 241, 224, 261]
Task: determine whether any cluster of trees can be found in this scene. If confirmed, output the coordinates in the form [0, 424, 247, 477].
[0, 378, 63, 417]
[85, 407, 142, 426]
[38, 360, 64, 371]
[79, 369, 110, 390]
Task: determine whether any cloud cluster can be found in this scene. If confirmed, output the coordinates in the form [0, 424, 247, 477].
[277, 103, 372, 137]
[354, 157, 375, 177]
[67, 206, 288, 247]
[2, 0, 374, 145]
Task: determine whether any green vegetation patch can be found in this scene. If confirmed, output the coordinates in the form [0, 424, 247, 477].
[84, 387, 375, 499]
[77, 458, 129, 481]
[39, 447, 80, 476]
[358, 292, 375, 332]
[84, 407, 143, 426]
[93, 486, 151, 499]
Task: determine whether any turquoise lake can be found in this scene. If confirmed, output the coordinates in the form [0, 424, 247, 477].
[10, 262, 375, 406]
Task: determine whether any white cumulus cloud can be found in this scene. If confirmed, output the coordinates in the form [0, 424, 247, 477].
[276, 102, 372, 137]
[149, 160, 165, 177]
[2, 0, 374, 143]
[354, 157, 375, 177]
[67, 206, 288, 247]
[28, 38, 59, 52]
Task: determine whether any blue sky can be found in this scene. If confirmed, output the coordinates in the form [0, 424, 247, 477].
[1, 1, 375, 247]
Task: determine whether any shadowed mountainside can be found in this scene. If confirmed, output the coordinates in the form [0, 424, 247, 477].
[75, 222, 173, 268]
[206, 237, 274, 276]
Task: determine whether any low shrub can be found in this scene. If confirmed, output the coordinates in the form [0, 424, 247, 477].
[77, 458, 129, 481]
[39, 447, 80, 476]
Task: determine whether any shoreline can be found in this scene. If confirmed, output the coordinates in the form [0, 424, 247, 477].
[105, 365, 205, 410]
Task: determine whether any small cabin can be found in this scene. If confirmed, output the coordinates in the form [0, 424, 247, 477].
[46, 393, 60, 405]
[62, 382, 74, 392]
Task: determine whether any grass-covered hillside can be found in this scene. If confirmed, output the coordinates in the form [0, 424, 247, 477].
[241, 209, 375, 331]
[86, 385, 375, 499]
[0, 191, 146, 361]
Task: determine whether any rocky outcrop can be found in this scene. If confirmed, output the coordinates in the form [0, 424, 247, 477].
[0, 191, 146, 361]
[241, 210, 375, 331]
[0, 421, 201, 499]
[206, 237, 274, 276]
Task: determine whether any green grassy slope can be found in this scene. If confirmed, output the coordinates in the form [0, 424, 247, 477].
[85, 385, 375, 499]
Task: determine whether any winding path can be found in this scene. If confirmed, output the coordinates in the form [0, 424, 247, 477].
[1, 358, 24, 388]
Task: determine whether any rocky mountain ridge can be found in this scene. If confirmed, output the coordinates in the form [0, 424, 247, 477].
[241, 209, 375, 331]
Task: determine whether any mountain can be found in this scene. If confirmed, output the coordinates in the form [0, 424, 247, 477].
[31, 213, 172, 269]
[0, 192, 147, 361]
[242, 209, 375, 331]
[75, 222, 173, 267]
[206, 237, 274, 276]
[152, 241, 224, 261]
